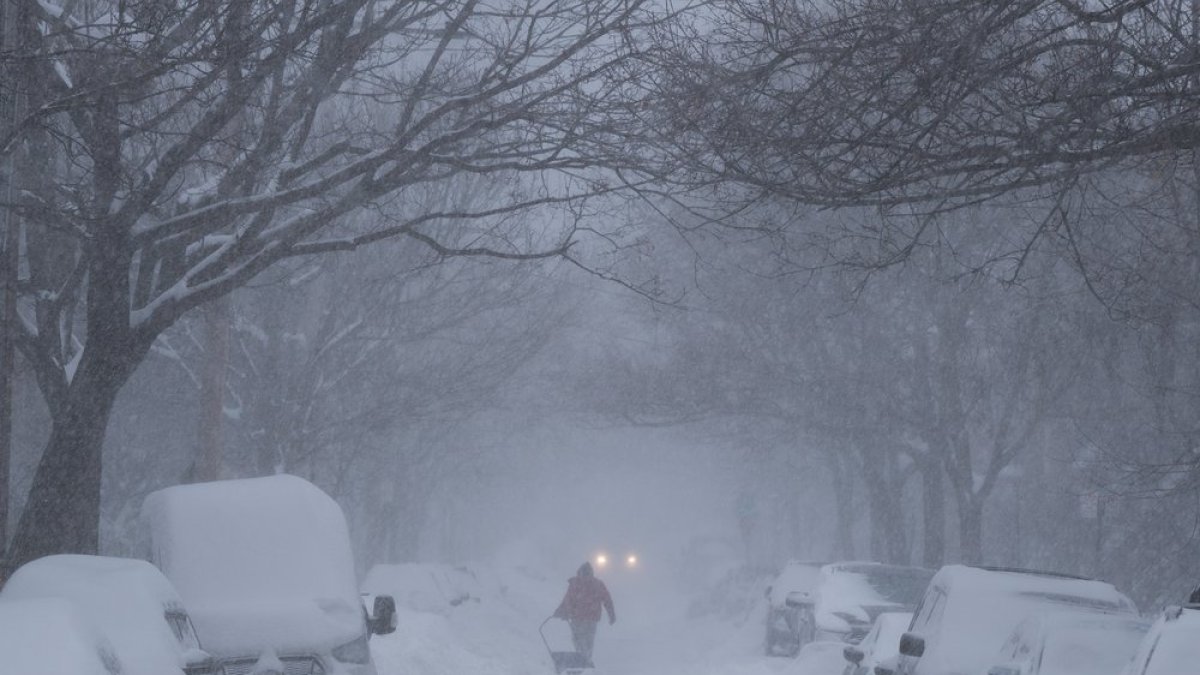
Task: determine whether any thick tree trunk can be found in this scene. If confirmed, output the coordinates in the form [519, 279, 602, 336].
[6, 211, 144, 570]
[958, 498, 984, 565]
[921, 463, 946, 568]
[0, 0, 28, 567]
[862, 449, 910, 564]
[828, 451, 856, 560]
[0, 218, 13, 562]
[6, 385, 119, 569]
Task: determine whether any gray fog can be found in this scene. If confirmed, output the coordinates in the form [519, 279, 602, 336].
[2, 2, 1200, 675]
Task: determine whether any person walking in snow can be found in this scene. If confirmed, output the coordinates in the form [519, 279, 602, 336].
[553, 562, 615, 665]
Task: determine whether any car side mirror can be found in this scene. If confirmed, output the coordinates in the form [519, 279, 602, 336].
[844, 646, 865, 665]
[369, 595, 397, 636]
[988, 665, 1023, 675]
[785, 591, 813, 608]
[899, 632, 925, 658]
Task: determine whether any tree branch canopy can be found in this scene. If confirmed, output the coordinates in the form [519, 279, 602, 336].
[642, 0, 1200, 209]
[13, 0, 662, 381]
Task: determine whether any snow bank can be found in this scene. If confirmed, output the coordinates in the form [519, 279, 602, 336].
[1, 555, 199, 675]
[690, 565, 777, 623]
[143, 474, 362, 656]
[795, 640, 849, 673]
[0, 597, 120, 675]
[369, 564, 564, 675]
[363, 563, 500, 615]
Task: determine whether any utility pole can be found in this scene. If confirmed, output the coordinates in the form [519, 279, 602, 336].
[0, 0, 25, 565]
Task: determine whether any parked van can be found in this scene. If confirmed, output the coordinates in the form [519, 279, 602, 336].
[143, 474, 395, 675]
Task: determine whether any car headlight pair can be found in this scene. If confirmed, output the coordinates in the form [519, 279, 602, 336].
[595, 553, 638, 568]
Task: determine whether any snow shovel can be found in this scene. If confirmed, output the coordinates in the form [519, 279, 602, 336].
[539, 616, 593, 674]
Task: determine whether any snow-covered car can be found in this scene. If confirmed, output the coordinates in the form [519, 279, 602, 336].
[796, 640, 853, 675]
[1122, 604, 1200, 675]
[842, 612, 913, 675]
[895, 565, 1138, 675]
[0, 596, 122, 675]
[783, 562, 933, 651]
[766, 561, 827, 656]
[143, 474, 396, 675]
[0, 554, 213, 675]
[985, 611, 1148, 675]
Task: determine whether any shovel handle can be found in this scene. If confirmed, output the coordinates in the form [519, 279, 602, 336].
[539, 616, 556, 653]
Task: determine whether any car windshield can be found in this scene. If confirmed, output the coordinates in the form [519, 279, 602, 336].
[829, 565, 933, 608]
[862, 568, 932, 607]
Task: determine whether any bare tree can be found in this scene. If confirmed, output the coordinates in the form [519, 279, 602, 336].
[4, 0, 665, 570]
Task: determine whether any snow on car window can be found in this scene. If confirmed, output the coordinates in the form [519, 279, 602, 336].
[1038, 619, 1148, 675]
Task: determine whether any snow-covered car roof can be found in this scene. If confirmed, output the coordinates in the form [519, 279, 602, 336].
[932, 565, 1136, 612]
[1, 555, 203, 675]
[0, 597, 121, 675]
[143, 474, 363, 656]
[917, 566, 1137, 675]
[1127, 606, 1200, 675]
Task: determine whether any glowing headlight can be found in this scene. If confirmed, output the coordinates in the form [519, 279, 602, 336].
[626, 554, 638, 567]
[596, 553, 608, 567]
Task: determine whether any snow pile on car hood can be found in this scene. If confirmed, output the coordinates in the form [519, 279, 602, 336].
[1, 554, 197, 675]
[0, 597, 120, 675]
[142, 474, 362, 657]
[187, 597, 362, 656]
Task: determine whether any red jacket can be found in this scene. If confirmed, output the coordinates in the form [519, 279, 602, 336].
[555, 574, 614, 623]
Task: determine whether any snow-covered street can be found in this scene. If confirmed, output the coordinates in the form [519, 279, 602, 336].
[369, 563, 811, 675]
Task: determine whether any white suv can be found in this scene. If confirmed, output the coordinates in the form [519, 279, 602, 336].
[895, 565, 1137, 675]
